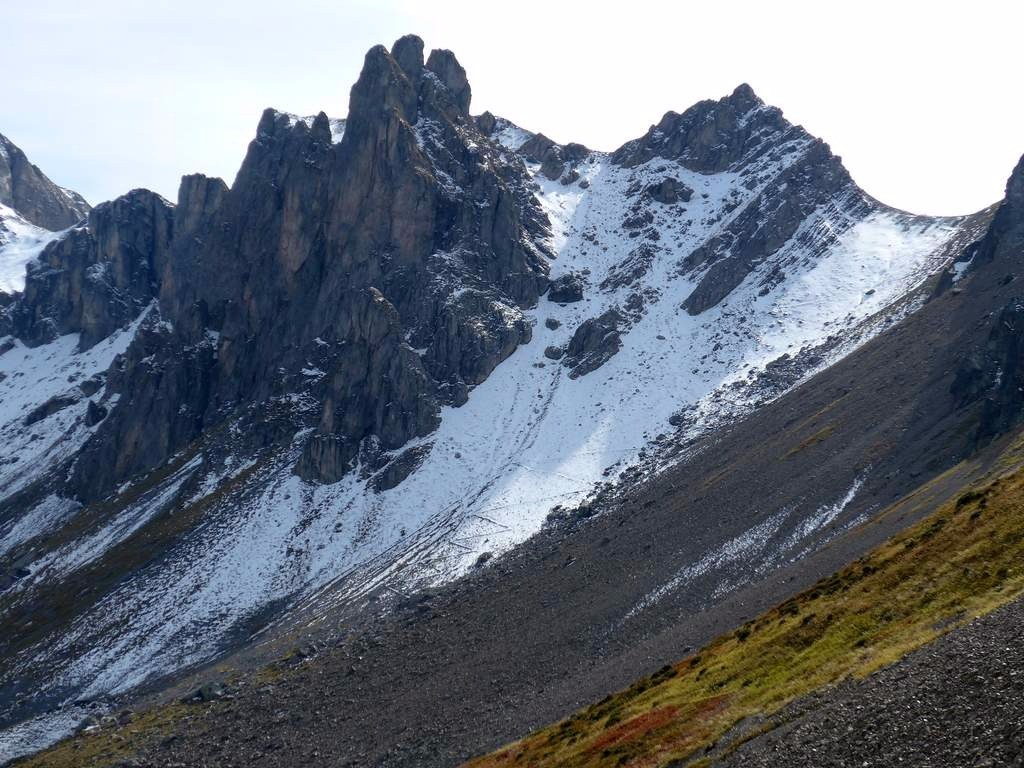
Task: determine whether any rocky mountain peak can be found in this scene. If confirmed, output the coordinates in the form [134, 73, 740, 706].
[611, 82, 798, 173]
[3, 34, 551, 498]
[0, 132, 90, 231]
[348, 42, 421, 127]
[345, 36, 474, 132]
[391, 33, 425, 83]
[425, 48, 472, 115]
[728, 81, 761, 109]
[10, 187, 173, 348]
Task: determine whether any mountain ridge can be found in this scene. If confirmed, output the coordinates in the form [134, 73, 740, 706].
[0, 133, 89, 232]
[0, 34, 1018, 765]
[0, 134, 90, 300]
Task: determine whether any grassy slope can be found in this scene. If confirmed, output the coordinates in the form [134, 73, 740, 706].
[465, 435, 1024, 768]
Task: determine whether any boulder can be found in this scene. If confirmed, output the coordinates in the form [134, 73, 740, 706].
[560, 169, 581, 186]
[540, 146, 565, 181]
[563, 309, 624, 378]
[373, 443, 433, 492]
[24, 393, 80, 426]
[84, 400, 108, 427]
[647, 177, 693, 204]
[475, 111, 497, 136]
[78, 375, 104, 396]
[548, 273, 585, 303]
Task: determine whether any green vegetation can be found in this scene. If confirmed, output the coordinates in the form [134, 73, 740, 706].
[466, 444, 1024, 768]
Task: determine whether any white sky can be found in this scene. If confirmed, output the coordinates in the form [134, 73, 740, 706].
[4, 0, 1022, 216]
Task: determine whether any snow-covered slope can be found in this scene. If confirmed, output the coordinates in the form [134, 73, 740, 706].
[0, 203, 64, 295]
[0, 83, 980, 762]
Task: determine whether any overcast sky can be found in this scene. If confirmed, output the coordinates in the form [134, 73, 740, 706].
[4, 0, 1022, 215]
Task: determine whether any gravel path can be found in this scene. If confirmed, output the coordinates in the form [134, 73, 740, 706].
[716, 596, 1024, 767]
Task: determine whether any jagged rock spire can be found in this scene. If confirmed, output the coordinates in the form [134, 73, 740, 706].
[391, 34, 424, 83]
[425, 48, 471, 115]
[344, 35, 474, 130]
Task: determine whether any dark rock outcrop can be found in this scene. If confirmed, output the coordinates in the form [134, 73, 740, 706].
[519, 133, 590, 182]
[548, 273, 585, 303]
[10, 189, 173, 348]
[425, 48, 472, 115]
[647, 177, 693, 204]
[295, 288, 440, 483]
[563, 309, 624, 378]
[951, 298, 1024, 444]
[976, 153, 1024, 266]
[519, 133, 557, 163]
[84, 399, 108, 427]
[24, 392, 80, 426]
[475, 111, 498, 136]
[372, 443, 433, 492]
[50, 35, 552, 495]
[0, 133, 90, 230]
[612, 84, 790, 173]
[680, 141, 857, 315]
[950, 156, 1024, 441]
[175, 174, 228, 240]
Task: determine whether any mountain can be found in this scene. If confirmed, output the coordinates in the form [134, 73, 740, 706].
[0, 134, 90, 300]
[0, 35, 1019, 766]
[0, 134, 89, 232]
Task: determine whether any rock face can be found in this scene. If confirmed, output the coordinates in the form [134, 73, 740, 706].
[10, 189, 173, 348]
[36, 34, 552, 495]
[613, 84, 784, 173]
[563, 309, 624, 378]
[548, 272, 585, 303]
[519, 133, 590, 182]
[952, 296, 1024, 440]
[976, 153, 1024, 266]
[951, 156, 1024, 441]
[647, 176, 693, 204]
[680, 140, 856, 315]
[0, 133, 90, 230]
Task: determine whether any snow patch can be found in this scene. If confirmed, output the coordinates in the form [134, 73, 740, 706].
[0, 203, 66, 294]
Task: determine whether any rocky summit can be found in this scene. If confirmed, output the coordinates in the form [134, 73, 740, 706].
[1, 32, 1023, 768]
[0, 134, 89, 233]
[0, 134, 90, 300]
